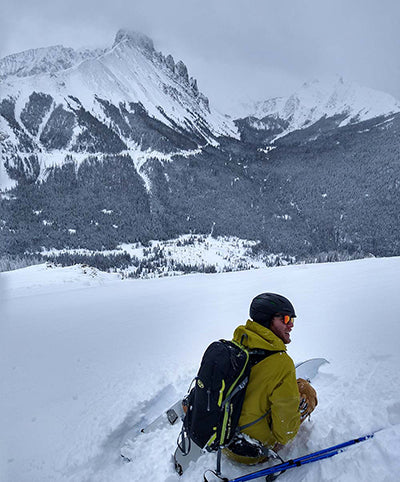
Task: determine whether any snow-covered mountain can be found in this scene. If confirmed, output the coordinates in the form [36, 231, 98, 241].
[0, 29, 237, 189]
[2, 32, 399, 190]
[239, 77, 400, 140]
[0, 29, 235, 137]
[2, 32, 400, 263]
[0, 44, 106, 80]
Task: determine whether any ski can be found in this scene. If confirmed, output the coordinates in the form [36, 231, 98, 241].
[120, 357, 328, 465]
[142, 398, 185, 434]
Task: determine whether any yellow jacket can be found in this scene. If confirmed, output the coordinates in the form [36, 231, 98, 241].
[233, 320, 300, 449]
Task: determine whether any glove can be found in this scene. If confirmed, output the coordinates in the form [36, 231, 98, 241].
[297, 378, 318, 422]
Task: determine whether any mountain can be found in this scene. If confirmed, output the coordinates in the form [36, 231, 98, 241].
[1, 32, 400, 266]
[0, 44, 106, 80]
[0, 29, 237, 189]
[235, 77, 400, 144]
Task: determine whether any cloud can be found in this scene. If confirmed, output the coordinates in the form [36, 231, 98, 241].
[1, 0, 399, 110]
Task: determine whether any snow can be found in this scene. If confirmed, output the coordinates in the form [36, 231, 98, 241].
[40, 234, 286, 278]
[1, 257, 400, 481]
[0, 45, 105, 81]
[0, 32, 237, 144]
[0, 32, 238, 190]
[244, 76, 400, 139]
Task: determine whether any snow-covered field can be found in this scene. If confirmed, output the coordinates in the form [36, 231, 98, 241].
[41, 234, 288, 279]
[1, 257, 400, 482]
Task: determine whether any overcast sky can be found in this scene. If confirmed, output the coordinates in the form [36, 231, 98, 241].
[1, 0, 399, 112]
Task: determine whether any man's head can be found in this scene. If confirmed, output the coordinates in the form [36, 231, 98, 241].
[249, 292, 296, 344]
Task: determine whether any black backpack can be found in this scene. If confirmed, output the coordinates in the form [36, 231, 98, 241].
[179, 339, 276, 473]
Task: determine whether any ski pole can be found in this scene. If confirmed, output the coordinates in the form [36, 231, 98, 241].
[227, 433, 375, 482]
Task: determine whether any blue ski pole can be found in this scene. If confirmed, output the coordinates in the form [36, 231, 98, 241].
[227, 433, 375, 482]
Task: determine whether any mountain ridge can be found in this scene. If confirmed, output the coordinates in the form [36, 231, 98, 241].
[0, 44, 106, 81]
[237, 76, 400, 141]
[0, 29, 238, 190]
[1, 30, 399, 264]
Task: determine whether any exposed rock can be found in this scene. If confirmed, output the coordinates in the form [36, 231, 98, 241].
[190, 77, 199, 96]
[165, 54, 175, 72]
[175, 60, 189, 84]
[153, 51, 164, 64]
[198, 93, 210, 113]
[113, 29, 155, 54]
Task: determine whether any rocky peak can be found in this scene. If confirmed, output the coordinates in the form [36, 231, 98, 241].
[175, 60, 189, 84]
[113, 29, 155, 53]
[165, 54, 175, 71]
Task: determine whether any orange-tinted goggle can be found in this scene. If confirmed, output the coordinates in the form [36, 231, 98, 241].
[277, 314, 295, 324]
[283, 315, 295, 324]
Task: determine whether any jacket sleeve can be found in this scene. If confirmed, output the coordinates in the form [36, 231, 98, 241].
[269, 358, 301, 445]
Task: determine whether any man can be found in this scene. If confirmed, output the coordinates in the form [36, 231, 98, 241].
[224, 293, 318, 464]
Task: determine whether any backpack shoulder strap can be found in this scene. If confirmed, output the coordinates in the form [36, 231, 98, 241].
[248, 349, 284, 367]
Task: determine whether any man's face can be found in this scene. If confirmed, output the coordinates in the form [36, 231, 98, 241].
[269, 314, 294, 344]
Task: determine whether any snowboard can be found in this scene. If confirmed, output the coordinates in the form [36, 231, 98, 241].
[120, 357, 329, 471]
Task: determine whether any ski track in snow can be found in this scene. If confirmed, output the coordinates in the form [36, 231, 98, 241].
[1, 257, 400, 481]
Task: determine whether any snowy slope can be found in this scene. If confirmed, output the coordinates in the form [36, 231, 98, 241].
[0, 30, 237, 191]
[0, 45, 106, 81]
[2, 257, 400, 481]
[243, 77, 400, 136]
[0, 29, 236, 141]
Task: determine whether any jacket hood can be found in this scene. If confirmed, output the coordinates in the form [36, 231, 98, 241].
[233, 319, 287, 352]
